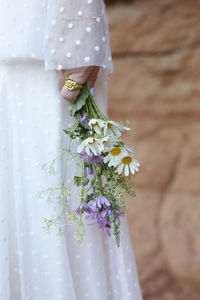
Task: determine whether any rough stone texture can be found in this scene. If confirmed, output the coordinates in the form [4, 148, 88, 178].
[108, 0, 200, 55]
[160, 193, 200, 289]
[107, 1, 200, 299]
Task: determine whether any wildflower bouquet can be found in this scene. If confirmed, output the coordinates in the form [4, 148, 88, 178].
[40, 84, 140, 247]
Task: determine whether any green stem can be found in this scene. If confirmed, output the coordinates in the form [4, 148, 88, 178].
[81, 160, 85, 203]
[91, 97, 107, 120]
[92, 163, 103, 193]
[85, 85, 108, 121]
[86, 97, 98, 119]
[62, 139, 72, 184]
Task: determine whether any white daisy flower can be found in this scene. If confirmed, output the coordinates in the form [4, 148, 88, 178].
[77, 137, 103, 155]
[102, 136, 121, 152]
[100, 136, 110, 144]
[104, 147, 129, 167]
[104, 120, 130, 137]
[116, 155, 140, 176]
[96, 136, 110, 152]
[103, 140, 134, 155]
[89, 119, 105, 135]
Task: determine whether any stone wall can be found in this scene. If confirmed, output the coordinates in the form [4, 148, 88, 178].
[107, 1, 200, 299]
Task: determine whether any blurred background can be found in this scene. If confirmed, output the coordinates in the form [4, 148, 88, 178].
[105, 0, 200, 299]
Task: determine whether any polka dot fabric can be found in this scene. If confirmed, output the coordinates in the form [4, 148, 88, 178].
[0, 0, 113, 73]
[0, 60, 143, 300]
[44, 0, 113, 72]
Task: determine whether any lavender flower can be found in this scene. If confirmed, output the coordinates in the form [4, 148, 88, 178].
[85, 211, 112, 236]
[84, 166, 93, 178]
[87, 196, 110, 212]
[87, 153, 104, 164]
[81, 113, 87, 124]
[78, 151, 104, 164]
[85, 196, 112, 235]
[96, 196, 110, 209]
[76, 194, 124, 238]
[78, 151, 87, 159]
[88, 166, 93, 175]
[76, 203, 93, 215]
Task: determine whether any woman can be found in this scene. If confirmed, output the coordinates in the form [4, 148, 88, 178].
[0, 0, 143, 299]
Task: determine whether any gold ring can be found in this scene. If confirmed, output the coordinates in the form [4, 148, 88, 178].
[64, 77, 83, 91]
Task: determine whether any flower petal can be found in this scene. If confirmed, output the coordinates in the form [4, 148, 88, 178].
[125, 145, 135, 153]
[130, 163, 136, 175]
[112, 126, 122, 136]
[124, 164, 130, 176]
[94, 126, 102, 135]
[133, 159, 140, 167]
[104, 153, 111, 163]
[116, 163, 124, 174]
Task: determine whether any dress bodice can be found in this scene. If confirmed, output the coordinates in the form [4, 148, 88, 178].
[0, 0, 113, 72]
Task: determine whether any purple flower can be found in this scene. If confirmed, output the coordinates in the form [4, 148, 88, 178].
[96, 196, 110, 209]
[86, 153, 104, 164]
[85, 211, 112, 236]
[76, 203, 93, 215]
[114, 210, 124, 217]
[87, 200, 97, 212]
[78, 151, 104, 164]
[83, 166, 93, 178]
[81, 113, 87, 124]
[78, 151, 87, 159]
[87, 196, 110, 212]
[88, 166, 93, 175]
[100, 209, 112, 218]
[90, 188, 95, 197]
[76, 194, 124, 237]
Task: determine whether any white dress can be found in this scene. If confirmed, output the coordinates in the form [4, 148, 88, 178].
[0, 1, 143, 300]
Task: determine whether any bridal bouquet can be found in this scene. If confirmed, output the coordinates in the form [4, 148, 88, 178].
[39, 84, 140, 247]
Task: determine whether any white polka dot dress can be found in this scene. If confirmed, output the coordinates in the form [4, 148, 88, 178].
[0, 0, 113, 73]
[0, 61, 143, 300]
[0, 0, 143, 299]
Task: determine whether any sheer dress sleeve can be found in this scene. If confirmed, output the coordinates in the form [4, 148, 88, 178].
[44, 0, 113, 73]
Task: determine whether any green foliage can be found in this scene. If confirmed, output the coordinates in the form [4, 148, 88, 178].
[41, 160, 56, 176]
[63, 129, 76, 139]
[74, 216, 85, 245]
[74, 176, 89, 187]
[118, 176, 136, 198]
[72, 85, 89, 116]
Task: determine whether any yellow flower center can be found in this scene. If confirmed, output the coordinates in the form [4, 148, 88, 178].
[111, 148, 121, 156]
[107, 122, 112, 128]
[122, 156, 132, 165]
[92, 122, 97, 127]
[89, 139, 96, 144]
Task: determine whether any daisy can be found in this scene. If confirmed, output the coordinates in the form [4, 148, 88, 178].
[103, 120, 130, 137]
[89, 119, 105, 135]
[102, 135, 121, 152]
[116, 155, 140, 176]
[99, 136, 110, 150]
[104, 147, 129, 167]
[77, 137, 103, 155]
[103, 140, 134, 155]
